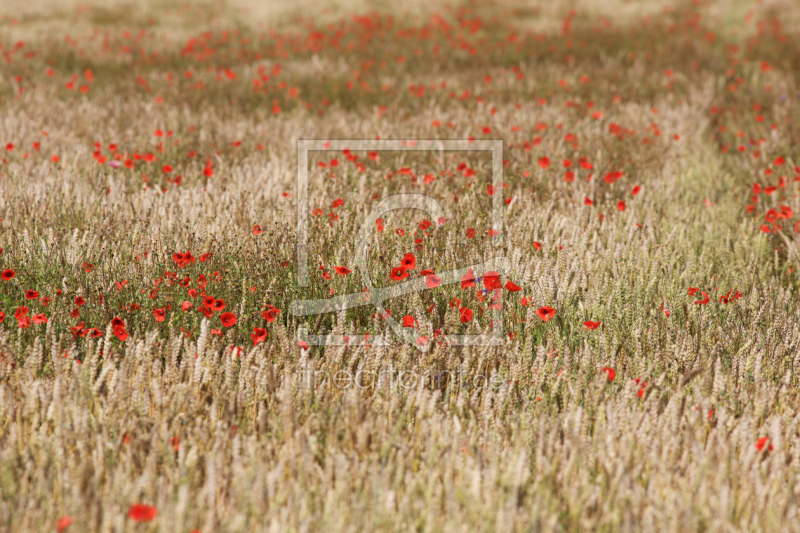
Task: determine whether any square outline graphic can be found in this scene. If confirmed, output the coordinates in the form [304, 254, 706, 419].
[292, 139, 505, 349]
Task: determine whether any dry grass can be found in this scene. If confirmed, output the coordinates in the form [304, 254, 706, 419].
[2, 0, 800, 531]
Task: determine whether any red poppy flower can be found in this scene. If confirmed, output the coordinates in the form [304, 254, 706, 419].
[483, 271, 502, 290]
[128, 504, 157, 522]
[113, 325, 128, 341]
[601, 367, 615, 381]
[632, 185, 641, 195]
[298, 340, 309, 350]
[765, 209, 779, 223]
[584, 321, 601, 330]
[617, 201, 626, 211]
[57, 515, 72, 532]
[520, 297, 530, 306]
[220, 312, 237, 327]
[211, 299, 225, 312]
[262, 305, 279, 322]
[0, 311, 4, 323]
[461, 269, 476, 289]
[538, 156, 550, 169]
[390, 267, 408, 281]
[584, 197, 593, 206]
[172, 251, 196, 268]
[536, 306, 556, 322]
[688, 287, 699, 296]
[15, 306, 28, 319]
[533, 242, 542, 251]
[505, 281, 521, 292]
[70, 322, 85, 338]
[32, 313, 47, 325]
[459, 307, 473, 323]
[1, 269, 15, 281]
[401, 253, 416, 270]
[426, 274, 441, 289]
[25, 290, 39, 300]
[693, 291, 710, 305]
[756, 436, 774, 452]
[334, 266, 351, 275]
[402, 315, 416, 327]
[75, 296, 86, 307]
[251, 327, 268, 346]
[154, 308, 166, 322]
[87, 328, 103, 337]
[466, 228, 475, 239]
[253, 225, 262, 235]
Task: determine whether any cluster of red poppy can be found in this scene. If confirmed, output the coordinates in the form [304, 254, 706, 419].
[687, 286, 743, 305]
[389, 252, 417, 281]
[10, 306, 47, 329]
[70, 322, 104, 339]
[173, 251, 197, 267]
[112, 317, 128, 341]
[375, 251, 546, 332]
[748, 178, 798, 234]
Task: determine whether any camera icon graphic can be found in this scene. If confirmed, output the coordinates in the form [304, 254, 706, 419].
[289, 139, 506, 352]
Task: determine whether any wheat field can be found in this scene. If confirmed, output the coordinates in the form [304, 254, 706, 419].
[1, 0, 800, 531]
